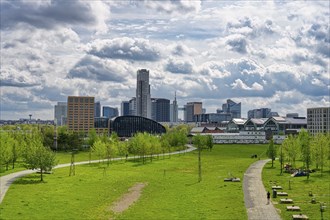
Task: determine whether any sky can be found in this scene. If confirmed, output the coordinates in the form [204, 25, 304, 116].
[1, 0, 329, 120]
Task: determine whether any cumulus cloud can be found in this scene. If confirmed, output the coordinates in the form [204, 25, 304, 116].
[231, 79, 263, 91]
[0, 68, 41, 87]
[165, 58, 194, 74]
[225, 34, 248, 54]
[1, 0, 110, 32]
[87, 38, 162, 61]
[68, 55, 132, 82]
[144, 0, 201, 14]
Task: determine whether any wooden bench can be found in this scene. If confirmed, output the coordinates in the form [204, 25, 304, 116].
[292, 214, 308, 219]
[287, 205, 300, 211]
[272, 185, 282, 190]
[280, 198, 293, 204]
[277, 192, 288, 196]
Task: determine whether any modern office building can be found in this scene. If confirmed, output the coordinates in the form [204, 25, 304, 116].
[217, 99, 241, 119]
[103, 106, 119, 118]
[110, 115, 166, 137]
[136, 69, 151, 118]
[67, 96, 94, 132]
[194, 113, 232, 124]
[247, 108, 271, 119]
[94, 117, 110, 134]
[54, 102, 67, 126]
[129, 97, 137, 116]
[94, 101, 101, 118]
[121, 101, 130, 116]
[151, 98, 170, 122]
[184, 102, 202, 122]
[307, 107, 330, 135]
[170, 93, 178, 122]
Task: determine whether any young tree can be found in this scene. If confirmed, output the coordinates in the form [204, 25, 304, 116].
[311, 133, 328, 175]
[193, 134, 206, 182]
[282, 135, 300, 168]
[298, 129, 311, 179]
[266, 138, 277, 167]
[92, 139, 106, 163]
[206, 135, 213, 151]
[0, 132, 14, 171]
[22, 132, 57, 181]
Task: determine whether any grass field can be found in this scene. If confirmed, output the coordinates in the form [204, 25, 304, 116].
[262, 160, 330, 220]
[0, 144, 267, 220]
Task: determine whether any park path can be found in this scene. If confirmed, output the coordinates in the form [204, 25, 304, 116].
[243, 159, 281, 220]
[0, 145, 196, 204]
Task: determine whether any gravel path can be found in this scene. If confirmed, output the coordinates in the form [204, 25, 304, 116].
[0, 145, 196, 204]
[243, 159, 281, 220]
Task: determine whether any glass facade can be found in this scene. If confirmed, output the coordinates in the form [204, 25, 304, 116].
[111, 116, 166, 137]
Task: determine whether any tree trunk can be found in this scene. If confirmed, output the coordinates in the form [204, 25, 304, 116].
[40, 168, 43, 181]
[198, 147, 202, 182]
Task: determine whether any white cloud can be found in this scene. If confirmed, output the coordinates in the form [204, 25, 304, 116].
[1, 0, 329, 119]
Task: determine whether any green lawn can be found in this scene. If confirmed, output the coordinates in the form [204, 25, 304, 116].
[262, 160, 330, 220]
[0, 144, 267, 220]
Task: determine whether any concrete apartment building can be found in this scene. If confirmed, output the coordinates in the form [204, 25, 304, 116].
[67, 96, 95, 133]
[307, 107, 330, 135]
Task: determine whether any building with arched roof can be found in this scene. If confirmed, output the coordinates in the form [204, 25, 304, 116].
[110, 115, 166, 137]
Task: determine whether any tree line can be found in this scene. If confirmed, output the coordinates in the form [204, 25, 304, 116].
[266, 129, 330, 179]
[0, 124, 191, 180]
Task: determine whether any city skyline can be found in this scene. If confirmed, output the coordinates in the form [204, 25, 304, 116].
[1, 0, 329, 120]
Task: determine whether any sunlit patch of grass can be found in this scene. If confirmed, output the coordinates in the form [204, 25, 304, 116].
[1, 144, 268, 220]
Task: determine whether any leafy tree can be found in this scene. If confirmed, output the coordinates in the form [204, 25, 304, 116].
[57, 128, 69, 151]
[206, 135, 213, 151]
[87, 128, 98, 147]
[0, 132, 14, 171]
[117, 141, 129, 161]
[266, 138, 276, 167]
[22, 132, 57, 181]
[282, 135, 300, 168]
[41, 126, 54, 149]
[298, 129, 311, 179]
[311, 133, 328, 175]
[92, 139, 106, 162]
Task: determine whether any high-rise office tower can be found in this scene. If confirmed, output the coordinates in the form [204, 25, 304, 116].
[94, 101, 101, 117]
[184, 102, 202, 122]
[151, 98, 170, 122]
[170, 92, 178, 122]
[218, 99, 241, 119]
[247, 108, 271, 118]
[54, 102, 67, 126]
[67, 96, 94, 132]
[121, 101, 130, 116]
[136, 69, 151, 118]
[129, 97, 136, 116]
[103, 106, 119, 118]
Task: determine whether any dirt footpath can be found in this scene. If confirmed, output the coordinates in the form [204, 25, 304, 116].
[110, 182, 148, 214]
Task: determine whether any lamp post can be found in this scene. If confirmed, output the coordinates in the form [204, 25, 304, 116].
[280, 144, 283, 175]
[320, 202, 326, 220]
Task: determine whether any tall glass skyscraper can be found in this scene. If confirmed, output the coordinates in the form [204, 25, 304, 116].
[136, 69, 151, 118]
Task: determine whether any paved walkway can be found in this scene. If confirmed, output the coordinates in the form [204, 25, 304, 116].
[0, 145, 196, 204]
[243, 159, 281, 220]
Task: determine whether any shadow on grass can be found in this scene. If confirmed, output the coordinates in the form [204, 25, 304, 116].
[264, 166, 277, 170]
[14, 178, 44, 185]
[185, 181, 199, 186]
